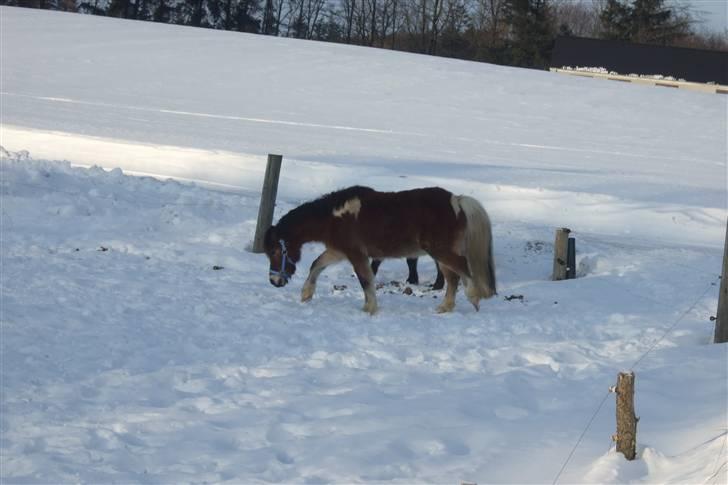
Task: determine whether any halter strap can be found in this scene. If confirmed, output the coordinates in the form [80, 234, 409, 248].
[269, 239, 291, 283]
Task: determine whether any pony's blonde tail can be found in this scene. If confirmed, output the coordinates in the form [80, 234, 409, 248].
[457, 195, 496, 307]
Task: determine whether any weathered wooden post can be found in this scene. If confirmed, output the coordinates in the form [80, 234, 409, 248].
[613, 371, 637, 460]
[552, 228, 571, 281]
[252, 154, 283, 253]
[714, 218, 728, 343]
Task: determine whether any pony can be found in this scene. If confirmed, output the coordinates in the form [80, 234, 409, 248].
[263, 186, 496, 314]
[370, 257, 444, 289]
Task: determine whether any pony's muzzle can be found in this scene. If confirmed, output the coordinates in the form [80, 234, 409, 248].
[269, 275, 287, 287]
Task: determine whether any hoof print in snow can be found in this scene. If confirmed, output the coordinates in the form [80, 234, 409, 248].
[98, 246, 109, 252]
[525, 241, 546, 253]
[377, 281, 409, 292]
[333, 284, 348, 291]
[212, 265, 224, 270]
[504, 294, 524, 302]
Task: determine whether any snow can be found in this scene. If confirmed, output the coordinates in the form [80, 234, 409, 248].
[1, 6, 727, 484]
[558, 66, 683, 82]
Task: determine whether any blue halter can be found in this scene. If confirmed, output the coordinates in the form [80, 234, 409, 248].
[269, 239, 291, 283]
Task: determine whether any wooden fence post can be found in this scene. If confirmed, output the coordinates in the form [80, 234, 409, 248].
[552, 228, 571, 281]
[614, 371, 637, 460]
[252, 154, 283, 253]
[715, 218, 728, 343]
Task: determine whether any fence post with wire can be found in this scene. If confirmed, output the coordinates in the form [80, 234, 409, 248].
[553, 228, 576, 281]
[552, 271, 720, 484]
[714, 218, 728, 344]
[613, 372, 637, 460]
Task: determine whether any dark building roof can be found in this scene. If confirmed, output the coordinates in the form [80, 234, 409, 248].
[551, 36, 728, 85]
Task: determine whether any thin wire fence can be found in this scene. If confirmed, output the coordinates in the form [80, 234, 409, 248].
[551, 273, 722, 484]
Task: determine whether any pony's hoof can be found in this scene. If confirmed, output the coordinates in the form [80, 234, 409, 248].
[468, 291, 481, 309]
[301, 285, 314, 302]
[436, 303, 454, 313]
[362, 302, 378, 315]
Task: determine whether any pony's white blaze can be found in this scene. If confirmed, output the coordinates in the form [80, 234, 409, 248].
[333, 197, 361, 218]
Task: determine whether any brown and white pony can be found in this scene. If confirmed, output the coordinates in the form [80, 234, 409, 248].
[263, 186, 496, 314]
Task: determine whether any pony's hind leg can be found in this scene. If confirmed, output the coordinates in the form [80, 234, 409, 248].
[406, 258, 419, 284]
[302, 249, 345, 302]
[429, 250, 480, 311]
[432, 261, 444, 290]
[349, 253, 378, 315]
[436, 265, 460, 313]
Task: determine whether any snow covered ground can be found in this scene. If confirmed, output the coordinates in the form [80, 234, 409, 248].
[1, 7, 727, 484]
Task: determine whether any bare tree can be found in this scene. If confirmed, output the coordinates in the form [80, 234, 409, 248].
[399, 0, 449, 53]
[386, 0, 402, 48]
[552, 0, 601, 37]
[472, 0, 507, 48]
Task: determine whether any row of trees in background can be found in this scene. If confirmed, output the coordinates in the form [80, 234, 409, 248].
[6, 0, 728, 68]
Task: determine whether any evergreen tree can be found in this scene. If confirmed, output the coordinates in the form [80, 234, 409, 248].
[78, 1, 106, 15]
[630, 0, 687, 44]
[504, 0, 555, 68]
[600, 0, 691, 45]
[600, 0, 631, 40]
[153, 0, 173, 23]
[190, 0, 207, 26]
[234, 0, 261, 32]
[107, 0, 133, 18]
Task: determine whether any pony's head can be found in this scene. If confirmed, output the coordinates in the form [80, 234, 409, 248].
[263, 225, 297, 287]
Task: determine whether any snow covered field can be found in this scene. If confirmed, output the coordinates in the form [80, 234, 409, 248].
[1, 7, 727, 484]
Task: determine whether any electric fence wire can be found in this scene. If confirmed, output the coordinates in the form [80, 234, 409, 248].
[552, 274, 721, 484]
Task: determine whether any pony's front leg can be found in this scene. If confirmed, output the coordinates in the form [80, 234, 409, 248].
[301, 249, 345, 302]
[350, 254, 378, 315]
